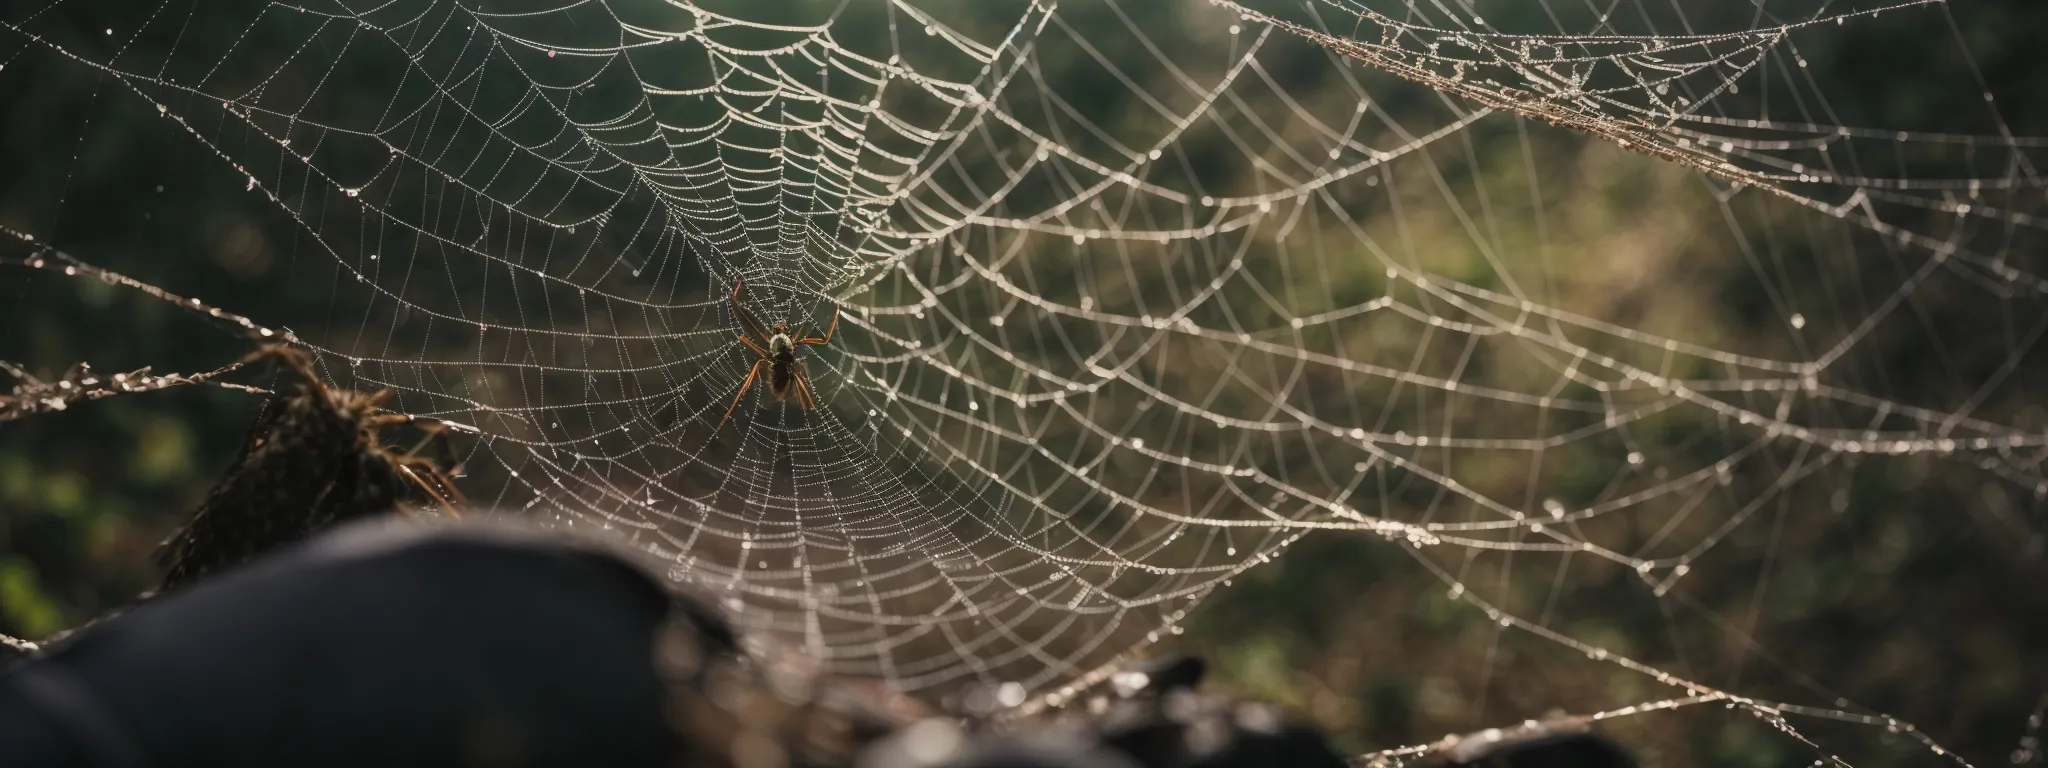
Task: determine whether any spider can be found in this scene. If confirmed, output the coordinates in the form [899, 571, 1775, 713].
[717, 277, 839, 433]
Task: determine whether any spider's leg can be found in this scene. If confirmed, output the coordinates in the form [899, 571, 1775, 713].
[791, 363, 819, 409]
[799, 305, 840, 345]
[729, 277, 773, 346]
[716, 359, 765, 434]
[737, 332, 771, 359]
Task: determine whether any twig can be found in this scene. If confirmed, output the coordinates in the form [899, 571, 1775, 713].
[0, 357, 268, 423]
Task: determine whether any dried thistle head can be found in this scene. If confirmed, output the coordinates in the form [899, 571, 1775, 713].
[155, 345, 465, 593]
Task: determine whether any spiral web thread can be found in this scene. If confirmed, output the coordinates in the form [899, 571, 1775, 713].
[4, 0, 2044, 762]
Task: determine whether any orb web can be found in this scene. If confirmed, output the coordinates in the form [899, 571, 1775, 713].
[3, 0, 2043, 763]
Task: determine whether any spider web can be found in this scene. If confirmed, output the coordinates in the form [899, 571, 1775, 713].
[3, 0, 2044, 763]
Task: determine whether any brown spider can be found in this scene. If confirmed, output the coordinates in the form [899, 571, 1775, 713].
[717, 277, 839, 433]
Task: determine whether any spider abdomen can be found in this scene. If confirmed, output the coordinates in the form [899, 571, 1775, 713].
[769, 335, 798, 400]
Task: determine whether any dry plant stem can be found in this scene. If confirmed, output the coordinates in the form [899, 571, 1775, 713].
[2, 227, 291, 342]
[0, 357, 266, 423]
[0, 231, 290, 421]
